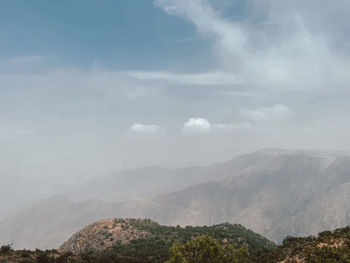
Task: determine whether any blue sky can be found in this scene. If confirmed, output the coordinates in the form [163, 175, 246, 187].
[0, 0, 213, 70]
[1, 0, 350, 203]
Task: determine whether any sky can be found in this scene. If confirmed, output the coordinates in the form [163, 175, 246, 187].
[1, 0, 350, 203]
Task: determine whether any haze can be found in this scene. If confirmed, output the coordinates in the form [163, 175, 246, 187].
[1, 0, 350, 210]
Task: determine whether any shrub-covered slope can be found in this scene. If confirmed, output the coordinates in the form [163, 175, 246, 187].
[1, 223, 350, 262]
[254, 226, 350, 263]
[59, 218, 275, 255]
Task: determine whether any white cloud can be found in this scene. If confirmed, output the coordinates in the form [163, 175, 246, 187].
[155, 0, 350, 91]
[182, 118, 252, 134]
[130, 119, 251, 135]
[183, 117, 211, 134]
[155, 0, 246, 60]
[243, 104, 293, 121]
[129, 124, 163, 134]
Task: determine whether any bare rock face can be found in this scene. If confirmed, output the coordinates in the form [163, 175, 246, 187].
[59, 219, 152, 254]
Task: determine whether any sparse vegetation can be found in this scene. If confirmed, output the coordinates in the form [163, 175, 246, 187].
[59, 218, 274, 258]
[0, 244, 13, 255]
[166, 235, 250, 263]
[1, 220, 349, 262]
[252, 226, 350, 263]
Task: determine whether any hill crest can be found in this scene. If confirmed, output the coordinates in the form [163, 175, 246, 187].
[59, 218, 275, 254]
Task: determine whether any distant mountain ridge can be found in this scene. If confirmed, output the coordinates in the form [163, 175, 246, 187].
[1, 149, 350, 249]
[65, 166, 205, 202]
[154, 149, 350, 242]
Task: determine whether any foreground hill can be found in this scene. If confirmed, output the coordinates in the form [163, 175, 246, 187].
[59, 218, 275, 254]
[0, 218, 275, 263]
[1, 223, 349, 262]
[2, 149, 350, 249]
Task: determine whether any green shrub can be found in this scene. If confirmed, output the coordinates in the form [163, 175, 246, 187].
[0, 244, 13, 255]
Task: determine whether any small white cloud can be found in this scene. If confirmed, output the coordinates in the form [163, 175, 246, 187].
[129, 124, 163, 134]
[183, 118, 211, 134]
[212, 122, 252, 132]
[243, 104, 293, 121]
[183, 118, 251, 134]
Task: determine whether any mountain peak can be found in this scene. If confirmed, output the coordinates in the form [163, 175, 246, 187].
[35, 195, 73, 209]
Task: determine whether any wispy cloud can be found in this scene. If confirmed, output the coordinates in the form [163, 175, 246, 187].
[125, 70, 242, 86]
[155, 0, 350, 91]
[8, 55, 43, 65]
[155, 0, 246, 61]
[242, 105, 293, 122]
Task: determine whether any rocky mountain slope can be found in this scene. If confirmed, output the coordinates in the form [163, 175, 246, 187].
[1, 223, 349, 263]
[59, 218, 274, 254]
[154, 149, 350, 242]
[1, 149, 350, 249]
[58, 219, 152, 253]
[254, 226, 350, 262]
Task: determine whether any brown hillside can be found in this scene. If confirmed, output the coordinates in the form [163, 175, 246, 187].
[59, 219, 152, 254]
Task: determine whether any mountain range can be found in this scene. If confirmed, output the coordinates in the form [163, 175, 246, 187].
[1, 148, 350, 250]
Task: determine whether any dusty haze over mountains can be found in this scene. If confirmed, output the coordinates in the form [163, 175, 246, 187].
[1, 0, 350, 211]
[1, 149, 350, 250]
[1, 0, 350, 256]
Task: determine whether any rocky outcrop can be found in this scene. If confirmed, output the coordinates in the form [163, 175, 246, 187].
[59, 219, 152, 254]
